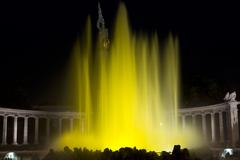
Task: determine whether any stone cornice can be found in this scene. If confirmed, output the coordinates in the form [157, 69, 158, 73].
[0, 102, 238, 118]
[179, 102, 230, 116]
[0, 107, 83, 119]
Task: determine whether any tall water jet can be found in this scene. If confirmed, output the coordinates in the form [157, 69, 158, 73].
[57, 3, 200, 151]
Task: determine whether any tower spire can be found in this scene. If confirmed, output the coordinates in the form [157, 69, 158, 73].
[97, 2, 110, 49]
[97, 2, 105, 30]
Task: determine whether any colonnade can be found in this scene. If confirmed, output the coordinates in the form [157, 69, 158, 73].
[1, 116, 38, 145]
[0, 100, 239, 147]
[181, 111, 225, 143]
[180, 101, 239, 147]
[0, 107, 84, 145]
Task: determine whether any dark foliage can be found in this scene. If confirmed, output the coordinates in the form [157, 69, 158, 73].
[42, 145, 201, 160]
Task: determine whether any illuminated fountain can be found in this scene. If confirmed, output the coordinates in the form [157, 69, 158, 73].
[57, 3, 200, 151]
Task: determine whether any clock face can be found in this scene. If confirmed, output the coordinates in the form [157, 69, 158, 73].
[103, 39, 110, 49]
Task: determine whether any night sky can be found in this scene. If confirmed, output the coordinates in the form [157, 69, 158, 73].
[0, 0, 239, 109]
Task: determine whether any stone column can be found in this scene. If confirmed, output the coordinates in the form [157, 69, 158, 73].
[70, 118, 74, 132]
[182, 115, 186, 129]
[34, 117, 39, 144]
[226, 109, 232, 145]
[192, 114, 196, 126]
[46, 118, 50, 143]
[59, 118, 62, 135]
[211, 113, 216, 143]
[202, 114, 207, 140]
[219, 111, 224, 143]
[229, 101, 239, 147]
[13, 116, 18, 145]
[23, 117, 28, 145]
[2, 115, 8, 145]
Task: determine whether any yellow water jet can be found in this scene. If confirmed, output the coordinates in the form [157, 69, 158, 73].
[57, 3, 201, 151]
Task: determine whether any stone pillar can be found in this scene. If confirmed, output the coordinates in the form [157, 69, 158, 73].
[192, 114, 196, 126]
[228, 101, 239, 147]
[2, 115, 8, 145]
[13, 116, 18, 145]
[219, 111, 224, 143]
[46, 118, 50, 143]
[226, 109, 232, 145]
[23, 117, 28, 145]
[202, 114, 207, 140]
[211, 113, 216, 143]
[182, 115, 186, 129]
[34, 117, 39, 144]
[59, 118, 62, 135]
[70, 118, 74, 132]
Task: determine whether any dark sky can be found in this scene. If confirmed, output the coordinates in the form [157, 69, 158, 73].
[0, 0, 239, 108]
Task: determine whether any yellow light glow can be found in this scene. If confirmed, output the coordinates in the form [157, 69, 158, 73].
[55, 3, 202, 152]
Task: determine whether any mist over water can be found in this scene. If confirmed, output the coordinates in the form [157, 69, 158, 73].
[57, 3, 200, 151]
